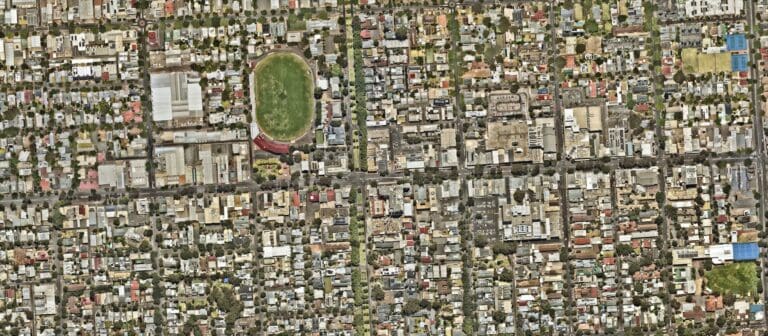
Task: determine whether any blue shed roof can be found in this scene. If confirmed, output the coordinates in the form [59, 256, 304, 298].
[733, 242, 759, 261]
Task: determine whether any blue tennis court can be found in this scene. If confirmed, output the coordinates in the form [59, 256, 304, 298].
[726, 34, 747, 51]
[732, 54, 748, 72]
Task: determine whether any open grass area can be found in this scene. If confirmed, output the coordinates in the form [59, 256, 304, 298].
[483, 35, 504, 63]
[254, 52, 314, 142]
[705, 262, 758, 297]
[681, 48, 732, 74]
[287, 13, 307, 30]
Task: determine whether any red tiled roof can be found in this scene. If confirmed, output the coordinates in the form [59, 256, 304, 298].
[635, 103, 650, 112]
[164, 0, 173, 15]
[573, 237, 591, 245]
[642, 240, 652, 248]
[40, 179, 51, 191]
[565, 55, 576, 68]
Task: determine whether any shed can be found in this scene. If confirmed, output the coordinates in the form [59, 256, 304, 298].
[732, 242, 759, 261]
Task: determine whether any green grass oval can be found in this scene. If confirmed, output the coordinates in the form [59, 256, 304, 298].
[254, 52, 314, 142]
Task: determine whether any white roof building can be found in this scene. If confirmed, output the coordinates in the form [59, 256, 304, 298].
[150, 72, 204, 122]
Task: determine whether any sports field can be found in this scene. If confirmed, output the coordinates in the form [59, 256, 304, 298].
[705, 262, 758, 297]
[254, 52, 314, 142]
[681, 48, 731, 74]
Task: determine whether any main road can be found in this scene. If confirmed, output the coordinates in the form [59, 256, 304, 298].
[745, 0, 768, 330]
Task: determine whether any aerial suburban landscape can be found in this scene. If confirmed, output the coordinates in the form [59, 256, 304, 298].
[3, 0, 768, 335]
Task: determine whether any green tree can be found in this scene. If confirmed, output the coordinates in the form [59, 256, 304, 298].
[491, 241, 516, 255]
[584, 19, 599, 34]
[395, 27, 408, 41]
[513, 189, 526, 203]
[475, 234, 489, 248]
[492, 310, 506, 323]
[403, 299, 421, 315]
[554, 56, 566, 69]
[372, 285, 385, 301]
[673, 70, 686, 84]
[499, 269, 514, 282]
[615, 244, 634, 256]
[498, 16, 511, 33]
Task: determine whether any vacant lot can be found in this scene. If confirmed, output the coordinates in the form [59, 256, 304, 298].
[705, 262, 758, 296]
[681, 48, 731, 74]
[254, 52, 314, 142]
